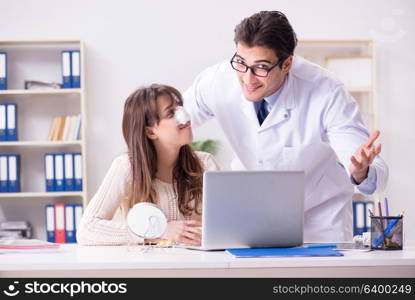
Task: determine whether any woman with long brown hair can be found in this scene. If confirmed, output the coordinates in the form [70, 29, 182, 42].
[77, 84, 219, 246]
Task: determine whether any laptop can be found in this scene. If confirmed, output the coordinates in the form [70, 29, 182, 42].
[181, 170, 304, 251]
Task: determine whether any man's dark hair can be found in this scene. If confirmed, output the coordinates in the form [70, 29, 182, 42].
[234, 11, 297, 67]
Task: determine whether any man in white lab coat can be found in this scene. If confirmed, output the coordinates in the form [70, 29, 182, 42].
[183, 11, 388, 242]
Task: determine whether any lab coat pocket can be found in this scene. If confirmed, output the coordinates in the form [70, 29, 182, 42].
[280, 142, 332, 173]
[280, 142, 337, 210]
[279, 146, 303, 170]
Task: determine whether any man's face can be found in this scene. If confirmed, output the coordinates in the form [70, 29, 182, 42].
[233, 43, 291, 102]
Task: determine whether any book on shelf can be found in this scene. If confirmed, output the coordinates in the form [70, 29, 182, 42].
[47, 114, 81, 141]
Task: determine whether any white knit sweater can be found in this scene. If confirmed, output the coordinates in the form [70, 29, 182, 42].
[76, 151, 219, 245]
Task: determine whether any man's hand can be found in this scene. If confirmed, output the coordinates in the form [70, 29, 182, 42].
[349, 130, 382, 184]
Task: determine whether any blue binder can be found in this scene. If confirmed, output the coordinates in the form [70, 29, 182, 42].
[0, 104, 6, 141]
[7, 154, 20, 192]
[65, 204, 76, 243]
[61, 51, 72, 88]
[0, 52, 7, 90]
[353, 201, 374, 235]
[226, 247, 344, 258]
[6, 103, 17, 141]
[54, 153, 65, 191]
[45, 153, 55, 192]
[0, 155, 8, 192]
[73, 153, 82, 191]
[64, 153, 74, 191]
[45, 204, 55, 242]
[71, 50, 81, 88]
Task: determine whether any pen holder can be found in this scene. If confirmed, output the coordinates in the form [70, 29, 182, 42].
[370, 216, 403, 250]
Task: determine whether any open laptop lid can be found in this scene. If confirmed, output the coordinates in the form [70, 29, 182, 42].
[190, 170, 304, 251]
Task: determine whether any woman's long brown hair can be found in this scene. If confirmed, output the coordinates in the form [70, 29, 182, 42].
[122, 84, 204, 216]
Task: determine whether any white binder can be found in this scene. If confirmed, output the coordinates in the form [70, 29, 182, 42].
[71, 50, 81, 88]
[356, 202, 365, 231]
[65, 204, 76, 243]
[0, 104, 6, 141]
[6, 104, 16, 140]
[74, 204, 83, 233]
[45, 204, 55, 242]
[54, 153, 64, 191]
[64, 153, 74, 191]
[45, 154, 55, 191]
[61, 51, 71, 88]
[0, 52, 6, 89]
[74, 153, 82, 191]
[8, 155, 17, 191]
[0, 155, 7, 192]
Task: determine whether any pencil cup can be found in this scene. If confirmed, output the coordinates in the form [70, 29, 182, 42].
[370, 216, 403, 250]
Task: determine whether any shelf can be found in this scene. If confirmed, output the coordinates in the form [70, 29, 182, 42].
[0, 40, 82, 46]
[0, 141, 82, 147]
[0, 192, 83, 198]
[0, 89, 81, 96]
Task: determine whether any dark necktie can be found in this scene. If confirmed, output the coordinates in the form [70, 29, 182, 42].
[257, 99, 269, 126]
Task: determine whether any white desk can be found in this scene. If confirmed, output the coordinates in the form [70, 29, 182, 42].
[1, 244, 415, 277]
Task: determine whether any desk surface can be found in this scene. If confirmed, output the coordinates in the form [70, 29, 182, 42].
[1, 244, 415, 277]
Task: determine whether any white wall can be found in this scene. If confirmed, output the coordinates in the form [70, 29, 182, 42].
[1, 0, 414, 241]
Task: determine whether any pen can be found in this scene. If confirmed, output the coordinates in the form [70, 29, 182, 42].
[377, 201, 383, 217]
[373, 211, 405, 247]
[384, 197, 389, 217]
[305, 244, 337, 248]
[377, 201, 385, 241]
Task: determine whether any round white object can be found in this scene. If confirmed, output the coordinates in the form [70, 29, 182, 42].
[127, 203, 167, 239]
[174, 106, 190, 125]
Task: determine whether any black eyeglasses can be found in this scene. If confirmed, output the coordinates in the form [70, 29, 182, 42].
[230, 53, 282, 77]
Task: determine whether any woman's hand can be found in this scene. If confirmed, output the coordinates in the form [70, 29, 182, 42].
[160, 220, 202, 246]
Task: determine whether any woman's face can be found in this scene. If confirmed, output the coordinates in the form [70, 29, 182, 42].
[148, 94, 192, 148]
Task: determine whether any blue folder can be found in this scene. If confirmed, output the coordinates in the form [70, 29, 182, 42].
[45, 204, 55, 243]
[7, 154, 20, 192]
[63, 153, 74, 191]
[45, 153, 55, 192]
[0, 52, 7, 90]
[6, 103, 17, 141]
[61, 51, 72, 89]
[226, 247, 344, 258]
[65, 204, 76, 243]
[71, 50, 81, 88]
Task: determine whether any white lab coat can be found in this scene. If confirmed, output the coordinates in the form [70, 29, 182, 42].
[184, 56, 388, 242]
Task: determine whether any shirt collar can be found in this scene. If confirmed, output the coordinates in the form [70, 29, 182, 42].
[259, 74, 288, 112]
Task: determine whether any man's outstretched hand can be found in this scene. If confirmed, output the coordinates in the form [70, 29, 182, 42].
[349, 130, 382, 184]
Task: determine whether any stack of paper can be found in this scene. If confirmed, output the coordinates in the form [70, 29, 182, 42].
[0, 239, 61, 254]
